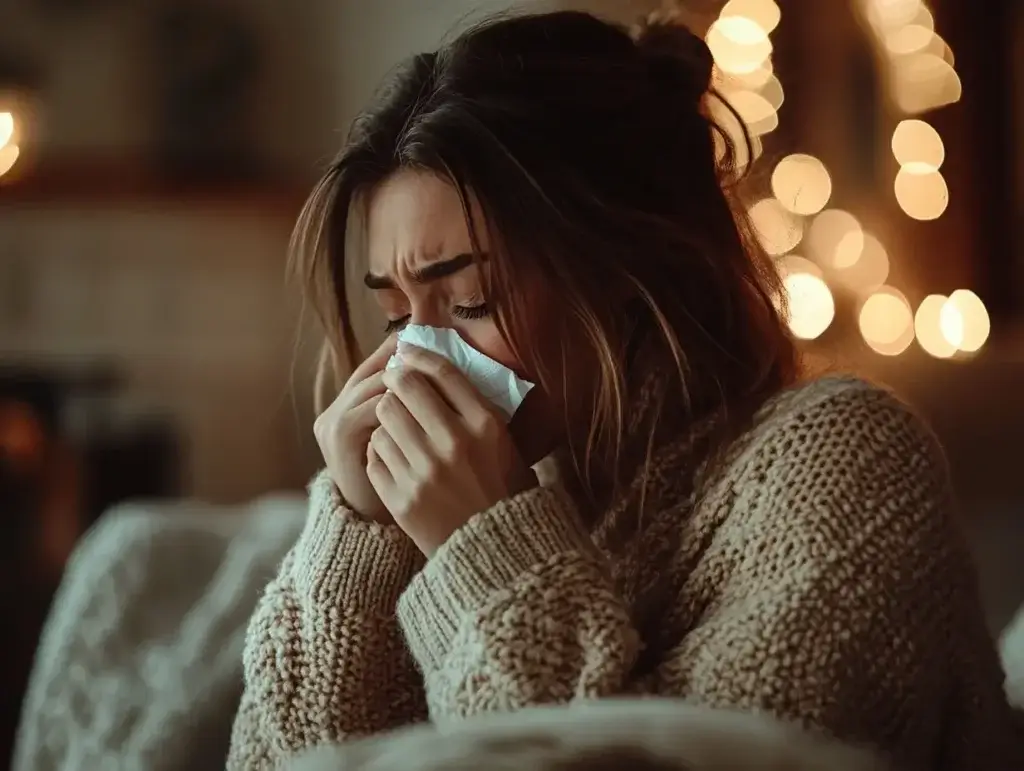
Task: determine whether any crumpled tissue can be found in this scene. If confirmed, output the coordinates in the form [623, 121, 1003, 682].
[386, 324, 534, 421]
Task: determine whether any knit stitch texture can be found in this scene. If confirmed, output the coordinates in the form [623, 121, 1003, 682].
[228, 376, 1024, 770]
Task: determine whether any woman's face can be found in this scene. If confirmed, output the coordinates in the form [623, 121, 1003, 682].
[364, 169, 522, 376]
[363, 169, 559, 464]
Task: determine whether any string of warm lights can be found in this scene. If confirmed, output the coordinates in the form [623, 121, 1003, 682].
[701, 0, 990, 358]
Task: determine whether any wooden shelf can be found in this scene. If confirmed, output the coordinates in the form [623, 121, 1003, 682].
[0, 158, 312, 214]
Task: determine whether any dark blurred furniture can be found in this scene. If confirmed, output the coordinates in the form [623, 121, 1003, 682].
[0, 361, 181, 767]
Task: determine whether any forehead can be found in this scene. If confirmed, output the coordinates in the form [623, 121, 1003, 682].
[364, 170, 479, 274]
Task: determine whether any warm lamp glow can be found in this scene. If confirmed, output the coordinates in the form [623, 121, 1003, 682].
[771, 153, 832, 216]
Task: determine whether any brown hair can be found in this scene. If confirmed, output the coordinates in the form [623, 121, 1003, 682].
[293, 11, 798, 497]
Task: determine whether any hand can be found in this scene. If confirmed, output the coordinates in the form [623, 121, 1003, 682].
[313, 336, 396, 522]
[367, 344, 537, 556]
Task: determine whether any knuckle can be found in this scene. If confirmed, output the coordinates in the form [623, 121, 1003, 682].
[418, 457, 444, 486]
[439, 434, 472, 467]
[469, 412, 498, 439]
[393, 499, 414, 521]
[434, 360, 459, 382]
[314, 411, 342, 444]
[369, 426, 386, 447]
[391, 368, 417, 390]
[447, 433, 471, 461]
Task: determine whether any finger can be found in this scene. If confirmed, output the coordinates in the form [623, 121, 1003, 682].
[366, 443, 397, 501]
[396, 345, 495, 428]
[345, 334, 399, 389]
[375, 391, 431, 471]
[382, 366, 461, 450]
[342, 370, 387, 411]
[314, 391, 382, 451]
[369, 425, 409, 475]
[346, 393, 384, 435]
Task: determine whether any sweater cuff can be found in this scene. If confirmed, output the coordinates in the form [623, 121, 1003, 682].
[290, 470, 425, 611]
[397, 485, 591, 672]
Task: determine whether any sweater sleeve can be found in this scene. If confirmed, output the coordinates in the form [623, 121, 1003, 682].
[396, 484, 641, 720]
[649, 386, 1024, 770]
[226, 471, 428, 769]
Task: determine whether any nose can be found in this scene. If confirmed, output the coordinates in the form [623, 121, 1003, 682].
[408, 301, 448, 329]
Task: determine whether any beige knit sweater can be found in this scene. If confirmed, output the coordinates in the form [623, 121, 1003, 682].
[227, 376, 1024, 770]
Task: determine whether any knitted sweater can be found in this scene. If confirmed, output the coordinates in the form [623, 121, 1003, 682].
[227, 376, 1024, 770]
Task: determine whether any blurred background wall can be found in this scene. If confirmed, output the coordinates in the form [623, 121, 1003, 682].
[0, 0, 1022, 761]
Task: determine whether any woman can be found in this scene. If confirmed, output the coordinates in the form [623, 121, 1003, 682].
[228, 10, 1023, 770]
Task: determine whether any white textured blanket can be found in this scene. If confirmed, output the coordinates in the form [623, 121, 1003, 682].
[291, 700, 892, 771]
[13, 494, 305, 771]
[1005, 605, 1024, 709]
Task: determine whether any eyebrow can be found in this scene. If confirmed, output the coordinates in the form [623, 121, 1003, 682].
[363, 252, 481, 290]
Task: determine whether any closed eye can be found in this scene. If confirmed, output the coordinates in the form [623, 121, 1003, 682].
[382, 303, 490, 333]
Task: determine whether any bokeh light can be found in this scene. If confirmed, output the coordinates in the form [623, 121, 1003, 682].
[805, 209, 863, 268]
[834, 233, 890, 294]
[715, 61, 774, 90]
[0, 112, 13, 149]
[944, 289, 991, 353]
[894, 164, 949, 220]
[758, 73, 785, 111]
[777, 253, 823, 279]
[771, 154, 832, 216]
[784, 272, 835, 340]
[749, 197, 803, 256]
[866, 0, 924, 30]
[892, 53, 962, 113]
[884, 23, 934, 56]
[720, 0, 781, 34]
[705, 16, 773, 75]
[0, 144, 20, 178]
[859, 286, 915, 356]
[914, 294, 957, 358]
[891, 119, 945, 170]
[728, 90, 778, 135]
[710, 97, 763, 170]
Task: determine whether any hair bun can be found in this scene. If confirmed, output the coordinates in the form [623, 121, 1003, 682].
[633, 16, 714, 105]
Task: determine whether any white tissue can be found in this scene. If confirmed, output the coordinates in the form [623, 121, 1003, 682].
[386, 324, 535, 420]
